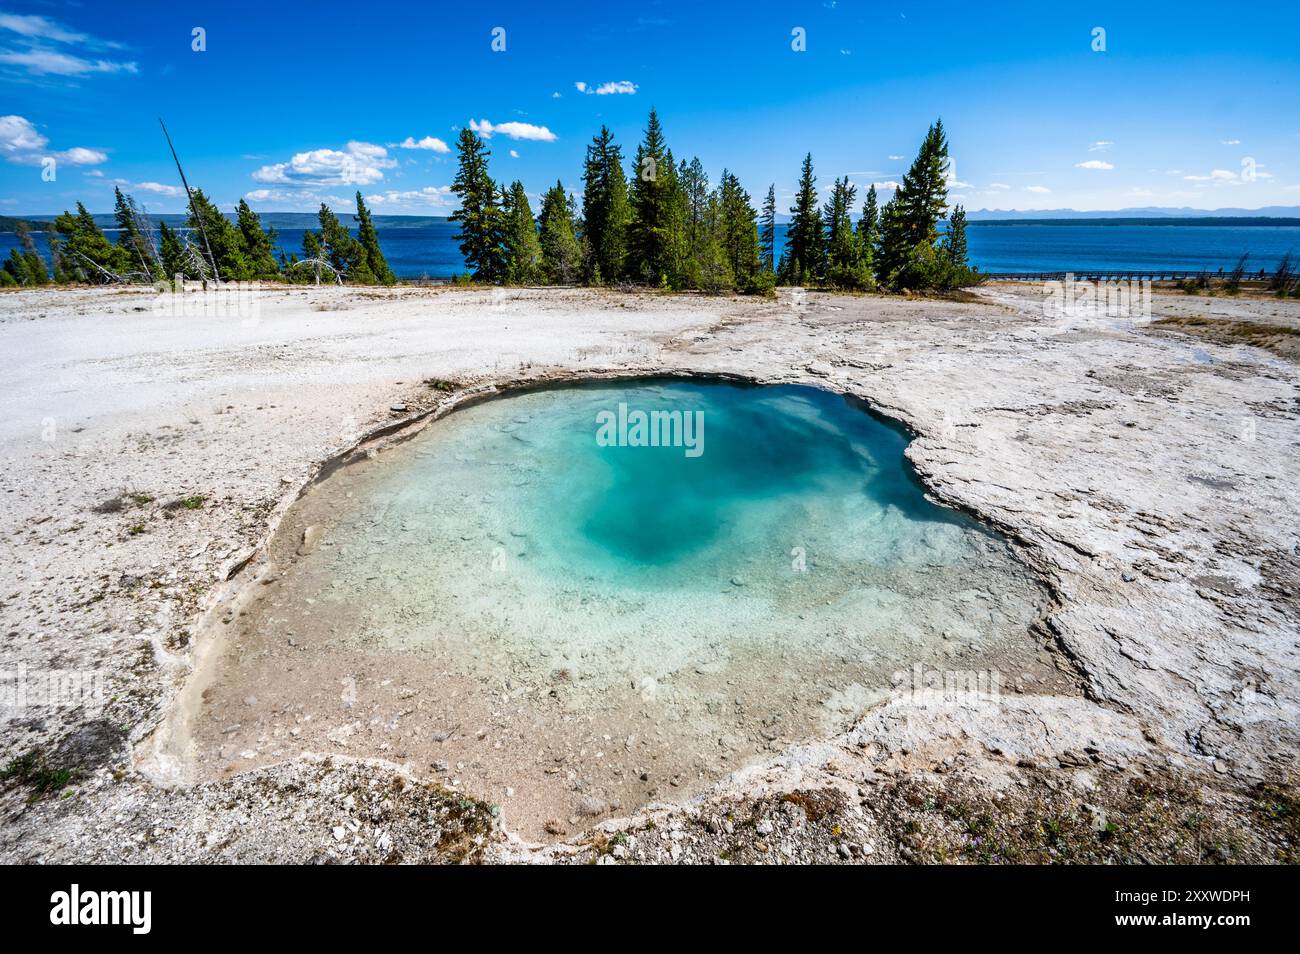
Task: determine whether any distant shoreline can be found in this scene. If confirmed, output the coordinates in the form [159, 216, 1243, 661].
[5, 213, 1300, 233]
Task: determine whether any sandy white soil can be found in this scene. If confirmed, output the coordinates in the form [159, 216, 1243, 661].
[0, 282, 1296, 864]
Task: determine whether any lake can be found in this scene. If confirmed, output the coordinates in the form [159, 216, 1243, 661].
[3, 221, 1296, 281]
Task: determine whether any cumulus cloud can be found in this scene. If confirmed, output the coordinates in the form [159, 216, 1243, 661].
[468, 118, 556, 142]
[132, 181, 184, 197]
[0, 114, 106, 166]
[252, 141, 396, 187]
[1075, 159, 1114, 170]
[57, 145, 107, 165]
[1025, 185, 1052, 193]
[364, 185, 456, 210]
[575, 80, 637, 95]
[399, 135, 450, 153]
[0, 12, 135, 77]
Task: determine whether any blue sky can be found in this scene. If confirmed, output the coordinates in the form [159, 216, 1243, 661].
[2, 0, 1298, 216]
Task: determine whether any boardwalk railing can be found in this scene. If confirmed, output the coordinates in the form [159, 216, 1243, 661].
[981, 270, 1266, 283]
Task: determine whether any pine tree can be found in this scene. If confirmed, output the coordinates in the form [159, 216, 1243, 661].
[883, 118, 950, 278]
[580, 125, 630, 283]
[3, 221, 48, 285]
[236, 198, 281, 279]
[824, 176, 863, 289]
[449, 128, 505, 281]
[113, 187, 160, 280]
[354, 191, 395, 285]
[628, 109, 687, 286]
[186, 189, 252, 281]
[538, 181, 581, 284]
[876, 195, 906, 283]
[52, 202, 129, 283]
[855, 185, 879, 277]
[501, 180, 543, 284]
[316, 203, 371, 283]
[759, 184, 777, 273]
[781, 153, 824, 284]
[679, 157, 710, 283]
[717, 170, 759, 287]
[157, 221, 188, 280]
[942, 204, 968, 267]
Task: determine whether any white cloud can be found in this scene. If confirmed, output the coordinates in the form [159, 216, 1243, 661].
[1183, 169, 1237, 182]
[988, 182, 1010, 190]
[1220, 139, 1241, 145]
[252, 141, 396, 186]
[468, 118, 556, 142]
[0, 11, 135, 78]
[871, 180, 901, 191]
[887, 154, 905, 160]
[399, 135, 450, 154]
[57, 146, 107, 165]
[1025, 185, 1052, 193]
[509, 149, 520, 158]
[0, 11, 135, 77]
[575, 80, 638, 95]
[0, 114, 46, 157]
[133, 181, 184, 197]
[1075, 160, 1114, 170]
[551, 91, 561, 98]
[1088, 140, 1114, 152]
[364, 185, 456, 210]
[0, 114, 106, 166]
[0, 47, 136, 75]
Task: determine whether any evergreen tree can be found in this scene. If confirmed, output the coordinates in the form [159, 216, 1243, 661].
[879, 119, 950, 285]
[759, 184, 777, 273]
[580, 125, 630, 283]
[3, 221, 48, 285]
[628, 109, 687, 286]
[679, 156, 710, 285]
[781, 153, 824, 284]
[942, 204, 968, 267]
[717, 170, 759, 287]
[354, 191, 395, 284]
[855, 185, 879, 277]
[113, 187, 160, 280]
[449, 128, 506, 281]
[157, 221, 188, 281]
[538, 181, 582, 284]
[695, 188, 733, 293]
[52, 202, 129, 283]
[185, 189, 252, 281]
[823, 176, 863, 288]
[502, 180, 543, 284]
[235, 198, 281, 279]
[316, 203, 371, 283]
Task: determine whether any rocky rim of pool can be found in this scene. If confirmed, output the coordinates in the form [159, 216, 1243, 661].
[141, 371, 1079, 843]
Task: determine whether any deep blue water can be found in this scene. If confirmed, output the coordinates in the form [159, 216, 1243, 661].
[3, 222, 1296, 281]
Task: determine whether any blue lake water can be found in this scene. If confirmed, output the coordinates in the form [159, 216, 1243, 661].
[3, 221, 1296, 280]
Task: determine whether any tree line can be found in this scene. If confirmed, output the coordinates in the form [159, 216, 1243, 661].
[1, 187, 395, 287]
[450, 111, 975, 294]
[3, 111, 973, 293]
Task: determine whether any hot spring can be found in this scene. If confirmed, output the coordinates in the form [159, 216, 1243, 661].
[193, 379, 1065, 839]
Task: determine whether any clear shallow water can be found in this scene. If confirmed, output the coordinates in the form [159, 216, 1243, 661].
[4, 222, 1295, 279]
[197, 381, 1062, 835]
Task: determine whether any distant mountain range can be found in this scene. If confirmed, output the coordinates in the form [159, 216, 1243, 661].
[966, 205, 1300, 221]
